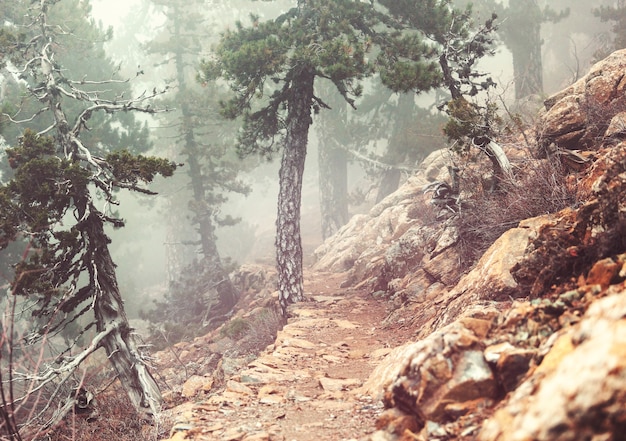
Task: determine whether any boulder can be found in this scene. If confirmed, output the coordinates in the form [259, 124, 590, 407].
[479, 289, 626, 441]
[363, 318, 498, 428]
[539, 48, 626, 150]
[313, 149, 448, 282]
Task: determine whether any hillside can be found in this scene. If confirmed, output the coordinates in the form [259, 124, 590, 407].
[138, 50, 626, 441]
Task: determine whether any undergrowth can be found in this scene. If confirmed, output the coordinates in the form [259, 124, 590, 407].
[44, 381, 171, 441]
[452, 150, 578, 267]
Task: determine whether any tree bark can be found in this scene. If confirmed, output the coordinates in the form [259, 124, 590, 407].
[276, 66, 315, 314]
[82, 207, 162, 417]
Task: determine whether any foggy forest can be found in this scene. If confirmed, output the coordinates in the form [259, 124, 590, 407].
[0, 0, 625, 440]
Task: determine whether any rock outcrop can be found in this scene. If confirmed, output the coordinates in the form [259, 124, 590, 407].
[480, 286, 626, 441]
[539, 48, 626, 152]
[312, 50, 626, 440]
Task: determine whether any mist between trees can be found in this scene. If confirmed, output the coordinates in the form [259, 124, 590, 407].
[0, 0, 622, 438]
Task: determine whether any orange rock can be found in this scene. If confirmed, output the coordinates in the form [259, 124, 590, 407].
[586, 257, 620, 288]
[376, 408, 424, 435]
[535, 334, 575, 376]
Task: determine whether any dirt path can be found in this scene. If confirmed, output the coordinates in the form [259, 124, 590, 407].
[163, 271, 414, 441]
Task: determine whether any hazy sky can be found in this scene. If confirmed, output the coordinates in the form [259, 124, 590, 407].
[91, 0, 134, 29]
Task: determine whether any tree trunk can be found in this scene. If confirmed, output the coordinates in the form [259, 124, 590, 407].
[82, 207, 162, 417]
[173, 3, 239, 316]
[185, 145, 238, 314]
[318, 142, 349, 239]
[276, 67, 315, 314]
[317, 87, 349, 240]
[375, 93, 415, 203]
[375, 168, 402, 203]
[506, 0, 544, 99]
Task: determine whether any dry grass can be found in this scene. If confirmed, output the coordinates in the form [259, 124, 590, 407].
[452, 152, 578, 267]
[43, 381, 170, 441]
[232, 307, 284, 356]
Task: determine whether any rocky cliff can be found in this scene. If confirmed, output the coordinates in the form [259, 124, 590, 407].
[312, 49, 626, 440]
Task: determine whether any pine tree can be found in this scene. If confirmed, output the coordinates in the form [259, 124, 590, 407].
[594, 1, 626, 59]
[145, 0, 249, 330]
[378, 0, 512, 183]
[201, 0, 387, 314]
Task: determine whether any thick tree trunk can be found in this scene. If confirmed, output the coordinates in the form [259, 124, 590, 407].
[276, 67, 315, 314]
[82, 208, 162, 417]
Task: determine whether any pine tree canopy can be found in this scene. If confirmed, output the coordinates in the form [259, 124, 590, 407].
[201, 0, 500, 159]
[200, 0, 387, 158]
[377, 0, 498, 99]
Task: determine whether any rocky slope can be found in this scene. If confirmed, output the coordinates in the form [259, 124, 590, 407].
[156, 50, 626, 441]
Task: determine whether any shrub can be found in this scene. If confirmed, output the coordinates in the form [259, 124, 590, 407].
[218, 308, 284, 356]
[45, 381, 171, 441]
[236, 308, 284, 355]
[140, 258, 236, 348]
[220, 317, 250, 340]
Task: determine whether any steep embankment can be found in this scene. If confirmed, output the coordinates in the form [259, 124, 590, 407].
[314, 49, 626, 440]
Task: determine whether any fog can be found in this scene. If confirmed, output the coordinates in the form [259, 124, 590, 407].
[50, 0, 620, 314]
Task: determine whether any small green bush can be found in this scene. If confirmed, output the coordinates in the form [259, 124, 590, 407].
[220, 317, 251, 340]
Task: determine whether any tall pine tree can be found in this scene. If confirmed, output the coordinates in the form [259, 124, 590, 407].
[145, 0, 249, 329]
[201, 0, 386, 314]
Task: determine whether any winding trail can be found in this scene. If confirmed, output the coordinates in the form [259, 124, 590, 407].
[162, 271, 414, 441]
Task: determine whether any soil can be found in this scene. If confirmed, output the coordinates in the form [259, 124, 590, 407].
[162, 270, 416, 441]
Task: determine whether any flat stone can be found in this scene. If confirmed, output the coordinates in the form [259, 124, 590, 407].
[204, 422, 225, 432]
[311, 295, 339, 303]
[318, 376, 362, 392]
[282, 338, 317, 349]
[226, 380, 254, 396]
[181, 375, 210, 398]
[221, 427, 246, 441]
[331, 319, 359, 329]
[249, 356, 288, 369]
[348, 349, 367, 359]
[321, 354, 344, 363]
[288, 318, 331, 329]
[259, 395, 284, 405]
[242, 432, 270, 441]
[309, 400, 355, 411]
[369, 347, 393, 359]
[290, 308, 320, 317]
